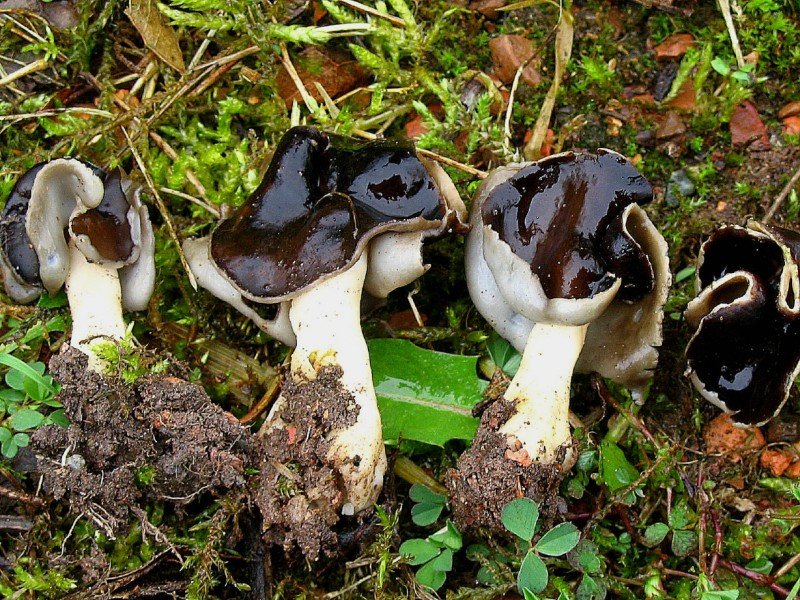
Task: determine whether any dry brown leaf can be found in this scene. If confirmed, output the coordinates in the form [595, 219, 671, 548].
[523, 4, 573, 160]
[126, 0, 186, 73]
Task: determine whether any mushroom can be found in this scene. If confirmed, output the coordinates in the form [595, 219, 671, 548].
[685, 221, 800, 426]
[0, 159, 155, 369]
[185, 126, 466, 517]
[449, 150, 670, 529]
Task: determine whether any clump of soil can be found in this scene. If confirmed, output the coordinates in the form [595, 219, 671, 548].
[252, 366, 362, 560]
[31, 348, 254, 531]
[447, 398, 567, 534]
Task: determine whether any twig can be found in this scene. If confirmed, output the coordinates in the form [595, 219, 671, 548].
[159, 187, 219, 218]
[351, 128, 487, 178]
[763, 161, 800, 223]
[0, 57, 48, 87]
[336, 0, 406, 26]
[504, 63, 524, 156]
[121, 127, 198, 290]
[393, 455, 448, 496]
[717, 0, 745, 69]
[239, 374, 283, 424]
[0, 485, 44, 507]
[776, 552, 800, 579]
[148, 130, 209, 201]
[719, 558, 791, 597]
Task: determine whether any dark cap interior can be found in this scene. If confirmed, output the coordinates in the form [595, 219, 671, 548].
[687, 225, 800, 425]
[210, 126, 447, 300]
[71, 169, 137, 263]
[481, 150, 654, 300]
[0, 162, 47, 288]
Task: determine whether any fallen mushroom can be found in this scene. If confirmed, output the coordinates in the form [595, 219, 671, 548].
[449, 150, 670, 530]
[685, 221, 800, 426]
[184, 126, 465, 552]
[0, 159, 155, 370]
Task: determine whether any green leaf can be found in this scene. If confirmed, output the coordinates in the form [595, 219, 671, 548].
[409, 484, 446, 505]
[487, 333, 521, 377]
[411, 502, 443, 526]
[701, 590, 739, 600]
[429, 522, 462, 551]
[745, 557, 773, 575]
[501, 498, 539, 543]
[428, 547, 453, 572]
[535, 522, 580, 556]
[415, 559, 447, 590]
[0, 428, 11, 442]
[8, 409, 45, 431]
[369, 339, 486, 446]
[668, 501, 691, 529]
[0, 354, 57, 397]
[644, 522, 670, 546]
[1, 437, 19, 458]
[46, 409, 69, 428]
[599, 440, 639, 492]
[675, 266, 696, 283]
[12, 432, 29, 447]
[575, 540, 602, 574]
[399, 538, 440, 565]
[711, 57, 731, 76]
[671, 529, 697, 557]
[518, 551, 548, 594]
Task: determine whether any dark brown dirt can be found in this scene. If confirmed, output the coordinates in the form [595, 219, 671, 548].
[447, 398, 568, 535]
[30, 348, 254, 531]
[252, 366, 362, 560]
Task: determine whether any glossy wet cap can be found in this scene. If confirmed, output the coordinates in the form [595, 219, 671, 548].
[685, 222, 800, 426]
[482, 150, 655, 302]
[466, 151, 671, 395]
[210, 126, 458, 302]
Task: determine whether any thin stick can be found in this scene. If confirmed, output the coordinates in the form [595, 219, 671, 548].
[776, 552, 800, 579]
[239, 375, 282, 424]
[719, 558, 790, 597]
[393, 455, 448, 495]
[763, 161, 800, 223]
[351, 128, 487, 178]
[504, 63, 524, 155]
[121, 127, 197, 290]
[0, 57, 47, 87]
[717, 0, 745, 69]
[148, 130, 209, 200]
[159, 187, 220, 218]
[336, 0, 406, 26]
[279, 43, 318, 112]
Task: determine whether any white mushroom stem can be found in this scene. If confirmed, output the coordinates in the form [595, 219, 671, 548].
[65, 240, 126, 371]
[279, 251, 387, 515]
[500, 322, 587, 468]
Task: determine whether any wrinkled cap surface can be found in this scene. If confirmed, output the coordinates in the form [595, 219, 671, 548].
[686, 223, 800, 426]
[482, 150, 654, 302]
[210, 126, 455, 302]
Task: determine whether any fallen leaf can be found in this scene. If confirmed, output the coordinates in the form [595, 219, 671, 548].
[489, 34, 541, 86]
[703, 413, 765, 462]
[778, 101, 800, 119]
[785, 461, 800, 479]
[730, 101, 770, 150]
[468, 0, 505, 19]
[760, 448, 793, 477]
[654, 33, 694, 60]
[783, 116, 800, 136]
[126, 0, 185, 73]
[656, 112, 686, 139]
[667, 80, 697, 111]
[275, 47, 369, 108]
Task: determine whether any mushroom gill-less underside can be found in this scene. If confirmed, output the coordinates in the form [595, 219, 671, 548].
[685, 222, 800, 426]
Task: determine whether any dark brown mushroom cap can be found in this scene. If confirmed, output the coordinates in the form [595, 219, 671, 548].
[686, 223, 800, 426]
[481, 150, 654, 301]
[210, 126, 452, 302]
[70, 168, 138, 264]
